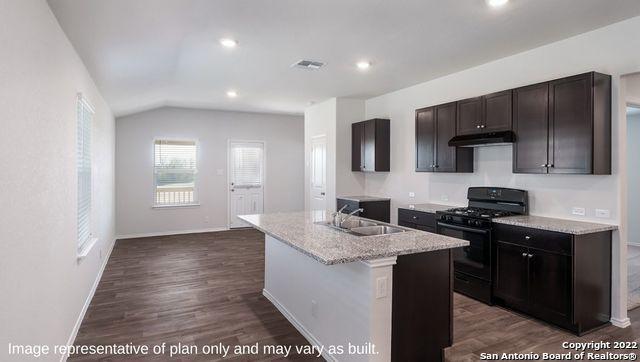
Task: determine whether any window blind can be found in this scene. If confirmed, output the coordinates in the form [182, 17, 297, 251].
[231, 145, 263, 187]
[77, 94, 94, 250]
[154, 140, 197, 205]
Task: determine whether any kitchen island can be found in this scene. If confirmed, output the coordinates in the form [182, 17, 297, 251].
[239, 211, 468, 362]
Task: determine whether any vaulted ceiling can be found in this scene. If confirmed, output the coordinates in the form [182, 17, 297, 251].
[48, 0, 640, 117]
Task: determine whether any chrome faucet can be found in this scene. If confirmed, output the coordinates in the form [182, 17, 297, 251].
[332, 205, 364, 228]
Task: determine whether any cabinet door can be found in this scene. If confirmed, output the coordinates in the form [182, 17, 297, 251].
[549, 73, 593, 174]
[351, 122, 364, 171]
[513, 83, 550, 174]
[362, 120, 376, 171]
[457, 97, 483, 136]
[484, 90, 512, 133]
[494, 242, 529, 311]
[415, 108, 436, 171]
[528, 249, 572, 326]
[435, 102, 457, 172]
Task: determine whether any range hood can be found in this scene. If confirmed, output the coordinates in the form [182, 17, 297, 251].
[448, 131, 515, 147]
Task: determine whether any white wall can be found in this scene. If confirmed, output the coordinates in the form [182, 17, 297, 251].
[0, 1, 116, 360]
[363, 16, 640, 325]
[627, 112, 640, 245]
[304, 98, 366, 212]
[116, 107, 304, 236]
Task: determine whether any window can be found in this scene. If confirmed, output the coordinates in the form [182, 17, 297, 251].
[77, 94, 94, 250]
[154, 140, 197, 206]
[230, 143, 263, 187]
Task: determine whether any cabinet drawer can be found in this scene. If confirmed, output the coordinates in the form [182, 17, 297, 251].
[495, 224, 572, 255]
[398, 209, 435, 228]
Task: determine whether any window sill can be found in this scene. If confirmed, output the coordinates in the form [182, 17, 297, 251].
[152, 203, 201, 209]
[77, 237, 98, 262]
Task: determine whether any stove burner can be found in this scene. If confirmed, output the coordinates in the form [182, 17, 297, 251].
[443, 207, 515, 219]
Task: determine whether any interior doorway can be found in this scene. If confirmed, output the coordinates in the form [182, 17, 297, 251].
[310, 135, 327, 211]
[228, 140, 265, 228]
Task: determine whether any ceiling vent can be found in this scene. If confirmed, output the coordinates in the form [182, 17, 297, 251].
[291, 59, 325, 70]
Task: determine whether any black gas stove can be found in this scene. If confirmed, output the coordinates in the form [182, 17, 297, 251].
[435, 187, 528, 304]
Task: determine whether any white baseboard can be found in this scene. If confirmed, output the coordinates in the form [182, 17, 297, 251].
[262, 289, 337, 362]
[611, 317, 631, 328]
[116, 227, 228, 240]
[61, 237, 117, 362]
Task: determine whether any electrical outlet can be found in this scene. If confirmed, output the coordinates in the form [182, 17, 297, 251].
[311, 300, 318, 317]
[572, 207, 586, 216]
[376, 277, 388, 299]
[595, 209, 610, 218]
[441, 194, 449, 202]
[408, 192, 415, 198]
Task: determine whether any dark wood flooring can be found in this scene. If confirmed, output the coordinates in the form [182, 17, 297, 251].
[71, 229, 640, 361]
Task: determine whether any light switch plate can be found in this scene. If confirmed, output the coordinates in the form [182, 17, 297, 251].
[595, 209, 610, 218]
[572, 207, 586, 216]
[408, 192, 415, 198]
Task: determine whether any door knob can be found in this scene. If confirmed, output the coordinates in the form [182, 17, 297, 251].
[522, 252, 527, 257]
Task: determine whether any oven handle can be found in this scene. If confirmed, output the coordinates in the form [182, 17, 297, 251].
[437, 222, 489, 235]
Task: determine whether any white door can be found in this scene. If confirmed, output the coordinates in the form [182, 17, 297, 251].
[310, 135, 327, 211]
[228, 141, 265, 228]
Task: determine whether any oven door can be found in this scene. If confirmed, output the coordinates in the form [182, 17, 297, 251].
[437, 222, 491, 281]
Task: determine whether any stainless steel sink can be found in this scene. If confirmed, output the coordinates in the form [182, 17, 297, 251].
[316, 218, 408, 237]
[350, 225, 406, 236]
[338, 219, 378, 229]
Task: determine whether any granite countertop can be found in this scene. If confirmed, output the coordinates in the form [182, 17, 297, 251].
[493, 215, 618, 235]
[239, 211, 468, 265]
[337, 195, 391, 202]
[398, 203, 459, 214]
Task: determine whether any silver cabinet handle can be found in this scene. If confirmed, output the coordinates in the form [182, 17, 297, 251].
[522, 252, 527, 257]
[481, 125, 486, 128]
[525, 236, 531, 240]
[412, 216, 417, 220]
[528, 253, 534, 258]
[476, 125, 481, 129]
[540, 164, 548, 167]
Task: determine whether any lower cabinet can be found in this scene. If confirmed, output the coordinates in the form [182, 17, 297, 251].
[336, 198, 390, 223]
[492, 224, 611, 335]
[397, 208, 436, 233]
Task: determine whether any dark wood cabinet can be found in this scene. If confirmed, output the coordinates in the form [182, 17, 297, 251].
[337, 197, 390, 223]
[513, 72, 611, 175]
[492, 224, 611, 335]
[397, 208, 436, 233]
[494, 241, 529, 310]
[415, 104, 473, 173]
[484, 90, 513, 132]
[351, 118, 390, 172]
[456, 97, 483, 136]
[513, 82, 550, 173]
[457, 90, 512, 136]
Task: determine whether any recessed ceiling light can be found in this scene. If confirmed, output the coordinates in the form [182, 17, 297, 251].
[486, 0, 509, 7]
[356, 61, 371, 70]
[220, 38, 238, 48]
[226, 90, 237, 98]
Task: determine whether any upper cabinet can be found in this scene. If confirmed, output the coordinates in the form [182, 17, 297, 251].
[456, 90, 512, 136]
[416, 103, 473, 173]
[351, 118, 390, 172]
[513, 72, 611, 174]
